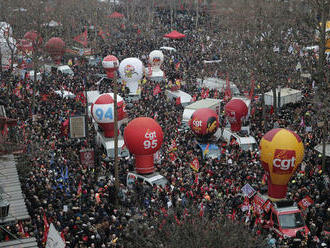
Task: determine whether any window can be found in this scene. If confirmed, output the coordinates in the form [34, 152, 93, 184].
[278, 212, 305, 229]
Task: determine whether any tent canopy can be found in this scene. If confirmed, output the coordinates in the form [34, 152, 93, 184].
[108, 11, 124, 18]
[164, 30, 186, 39]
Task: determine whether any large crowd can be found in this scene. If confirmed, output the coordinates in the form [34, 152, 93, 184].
[0, 5, 329, 248]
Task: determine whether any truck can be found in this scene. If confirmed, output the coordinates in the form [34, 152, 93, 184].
[182, 98, 222, 125]
[126, 171, 168, 189]
[95, 131, 129, 160]
[263, 198, 310, 238]
[87, 90, 129, 160]
[197, 77, 240, 96]
[218, 128, 258, 151]
[264, 88, 302, 107]
[44, 64, 74, 77]
[245, 189, 310, 239]
[165, 89, 192, 107]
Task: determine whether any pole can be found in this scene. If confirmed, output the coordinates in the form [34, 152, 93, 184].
[195, 0, 199, 29]
[321, 112, 327, 172]
[113, 72, 119, 206]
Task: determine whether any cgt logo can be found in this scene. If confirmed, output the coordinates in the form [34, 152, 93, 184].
[272, 149, 296, 174]
[192, 119, 202, 127]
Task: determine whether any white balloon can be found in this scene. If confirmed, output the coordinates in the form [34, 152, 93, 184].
[119, 58, 144, 82]
[149, 50, 164, 68]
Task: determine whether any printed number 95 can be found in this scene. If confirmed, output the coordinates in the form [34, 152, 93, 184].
[144, 139, 157, 149]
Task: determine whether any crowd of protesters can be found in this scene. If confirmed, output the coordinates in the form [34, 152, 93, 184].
[0, 5, 329, 248]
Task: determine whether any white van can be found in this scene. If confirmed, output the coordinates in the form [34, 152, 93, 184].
[165, 90, 192, 107]
[44, 64, 74, 76]
[127, 171, 168, 189]
[57, 65, 74, 76]
[95, 131, 129, 160]
[219, 128, 258, 151]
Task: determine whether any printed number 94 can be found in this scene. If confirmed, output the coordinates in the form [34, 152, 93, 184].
[95, 108, 113, 120]
[144, 139, 157, 149]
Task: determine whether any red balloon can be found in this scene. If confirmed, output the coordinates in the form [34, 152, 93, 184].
[189, 108, 219, 139]
[16, 39, 33, 53]
[45, 37, 66, 64]
[91, 93, 126, 138]
[102, 55, 119, 79]
[224, 99, 248, 132]
[124, 117, 163, 174]
[23, 31, 42, 47]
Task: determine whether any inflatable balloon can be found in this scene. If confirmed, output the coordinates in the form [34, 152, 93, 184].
[149, 50, 164, 73]
[124, 117, 163, 174]
[224, 99, 248, 132]
[45, 37, 65, 64]
[91, 93, 126, 138]
[260, 128, 304, 201]
[102, 55, 119, 79]
[189, 108, 219, 140]
[118, 58, 144, 94]
[23, 31, 42, 48]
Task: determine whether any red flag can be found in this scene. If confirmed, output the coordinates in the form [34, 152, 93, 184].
[61, 119, 69, 137]
[1, 122, 8, 137]
[199, 202, 204, 217]
[194, 173, 199, 185]
[73, 27, 88, 47]
[298, 196, 314, 210]
[201, 88, 206, 99]
[42, 212, 49, 244]
[75, 91, 86, 105]
[169, 152, 177, 161]
[169, 139, 177, 152]
[174, 215, 181, 225]
[213, 90, 218, 99]
[224, 73, 231, 100]
[176, 97, 181, 105]
[161, 207, 168, 217]
[153, 84, 161, 96]
[251, 106, 256, 116]
[77, 180, 82, 197]
[41, 94, 49, 101]
[98, 27, 106, 40]
[175, 62, 180, 70]
[60, 230, 66, 242]
[13, 87, 23, 99]
[231, 209, 236, 221]
[249, 74, 255, 100]
[190, 157, 200, 172]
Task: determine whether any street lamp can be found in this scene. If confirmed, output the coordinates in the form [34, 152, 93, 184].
[0, 186, 9, 223]
[102, 55, 120, 204]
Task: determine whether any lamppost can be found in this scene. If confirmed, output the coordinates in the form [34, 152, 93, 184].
[0, 186, 9, 223]
[102, 55, 120, 204]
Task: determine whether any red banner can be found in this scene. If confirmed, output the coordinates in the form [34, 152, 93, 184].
[262, 199, 272, 213]
[190, 157, 200, 172]
[80, 149, 95, 167]
[298, 196, 314, 210]
[252, 194, 265, 215]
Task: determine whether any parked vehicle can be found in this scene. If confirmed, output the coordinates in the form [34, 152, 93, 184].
[182, 98, 222, 125]
[218, 128, 257, 151]
[264, 88, 302, 107]
[126, 171, 168, 188]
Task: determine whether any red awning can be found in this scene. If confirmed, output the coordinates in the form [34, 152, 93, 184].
[108, 11, 124, 19]
[164, 30, 186, 39]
